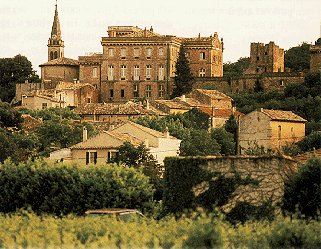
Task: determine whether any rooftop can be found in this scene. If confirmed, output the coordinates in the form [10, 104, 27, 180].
[40, 57, 79, 67]
[199, 107, 244, 118]
[260, 109, 307, 122]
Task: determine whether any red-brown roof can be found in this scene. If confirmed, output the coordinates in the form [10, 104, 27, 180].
[199, 107, 244, 118]
[260, 109, 306, 122]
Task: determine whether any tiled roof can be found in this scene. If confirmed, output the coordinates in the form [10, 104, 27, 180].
[74, 101, 165, 115]
[292, 149, 321, 163]
[21, 114, 42, 131]
[40, 57, 79, 66]
[260, 109, 306, 122]
[118, 121, 178, 139]
[56, 82, 95, 90]
[70, 130, 143, 149]
[192, 89, 232, 100]
[152, 99, 191, 109]
[199, 107, 244, 118]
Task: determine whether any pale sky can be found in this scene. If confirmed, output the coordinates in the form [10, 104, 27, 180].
[1, 0, 320, 75]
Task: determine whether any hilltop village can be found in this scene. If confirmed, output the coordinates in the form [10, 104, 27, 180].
[0, 1, 320, 237]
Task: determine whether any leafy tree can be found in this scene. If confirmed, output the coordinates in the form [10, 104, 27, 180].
[211, 128, 235, 155]
[224, 115, 239, 152]
[223, 57, 250, 78]
[296, 131, 321, 152]
[0, 55, 40, 102]
[282, 158, 321, 218]
[0, 101, 23, 128]
[180, 129, 220, 156]
[180, 108, 210, 130]
[171, 45, 194, 98]
[284, 42, 310, 72]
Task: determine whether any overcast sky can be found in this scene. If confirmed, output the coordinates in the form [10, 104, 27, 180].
[1, 0, 320, 74]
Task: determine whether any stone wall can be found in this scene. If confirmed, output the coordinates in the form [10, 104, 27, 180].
[193, 72, 304, 94]
[15, 82, 42, 102]
[164, 155, 297, 214]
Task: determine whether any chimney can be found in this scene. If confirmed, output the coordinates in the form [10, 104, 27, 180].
[109, 124, 115, 130]
[150, 26, 153, 32]
[164, 127, 170, 138]
[146, 99, 150, 110]
[260, 108, 263, 112]
[144, 139, 149, 148]
[232, 106, 236, 114]
[181, 95, 186, 101]
[83, 127, 88, 142]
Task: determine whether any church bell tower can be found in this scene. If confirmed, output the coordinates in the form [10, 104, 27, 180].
[48, 0, 64, 61]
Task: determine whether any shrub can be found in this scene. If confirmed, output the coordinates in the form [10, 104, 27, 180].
[0, 160, 154, 215]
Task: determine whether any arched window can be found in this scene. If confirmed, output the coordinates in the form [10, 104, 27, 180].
[54, 51, 58, 59]
[50, 51, 54, 60]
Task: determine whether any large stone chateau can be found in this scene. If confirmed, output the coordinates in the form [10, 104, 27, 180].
[37, 2, 223, 103]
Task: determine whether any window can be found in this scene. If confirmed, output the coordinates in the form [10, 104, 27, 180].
[121, 65, 126, 80]
[158, 84, 164, 98]
[109, 89, 114, 98]
[159, 47, 164, 56]
[92, 67, 98, 78]
[264, 51, 268, 55]
[146, 48, 152, 58]
[121, 89, 125, 98]
[108, 65, 114, 80]
[54, 51, 58, 59]
[158, 65, 165, 81]
[86, 151, 97, 165]
[86, 97, 91, 103]
[42, 103, 48, 109]
[134, 48, 140, 58]
[108, 48, 114, 57]
[134, 65, 140, 81]
[146, 65, 152, 80]
[199, 68, 206, 77]
[133, 84, 139, 98]
[257, 56, 260, 61]
[50, 51, 53, 60]
[107, 150, 119, 162]
[280, 80, 284, 86]
[146, 85, 152, 98]
[200, 52, 205, 60]
[120, 48, 126, 58]
[185, 52, 190, 59]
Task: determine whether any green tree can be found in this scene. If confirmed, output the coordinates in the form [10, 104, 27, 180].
[223, 57, 250, 78]
[284, 42, 310, 72]
[0, 55, 40, 102]
[282, 158, 321, 218]
[171, 45, 194, 98]
[0, 101, 23, 128]
[211, 128, 236, 155]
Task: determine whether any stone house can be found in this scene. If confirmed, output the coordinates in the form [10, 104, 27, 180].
[50, 121, 181, 165]
[199, 107, 243, 128]
[239, 108, 306, 153]
[21, 82, 98, 110]
[310, 37, 321, 72]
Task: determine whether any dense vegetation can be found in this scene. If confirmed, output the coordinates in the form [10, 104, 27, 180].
[223, 57, 250, 78]
[284, 42, 310, 72]
[0, 105, 96, 162]
[0, 211, 319, 248]
[0, 160, 154, 215]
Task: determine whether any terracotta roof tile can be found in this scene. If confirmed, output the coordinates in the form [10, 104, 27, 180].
[260, 109, 306, 122]
[199, 107, 244, 118]
[192, 89, 232, 100]
[74, 101, 165, 115]
[21, 114, 42, 131]
[40, 57, 79, 66]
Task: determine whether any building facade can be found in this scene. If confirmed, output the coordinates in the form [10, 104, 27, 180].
[244, 42, 284, 74]
[310, 38, 321, 72]
[239, 109, 306, 153]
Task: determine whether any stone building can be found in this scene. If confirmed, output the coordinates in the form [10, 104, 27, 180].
[39, 2, 79, 87]
[244, 41, 284, 74]
[310, 37, 321, 72]
[239, 108, 306, 153]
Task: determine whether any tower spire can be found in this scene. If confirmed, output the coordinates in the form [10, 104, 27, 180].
[51, 0, 61, 40]
[47, 0, 64, 61]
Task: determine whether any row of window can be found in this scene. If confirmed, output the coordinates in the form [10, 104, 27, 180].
[86, 151, 119, 164]
[106, 65, 165, 81]
[109, 85, 165, 99]
[108, 47, 165, 58]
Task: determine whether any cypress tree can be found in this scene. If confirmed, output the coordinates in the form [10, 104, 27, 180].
[171, 45, 194, 98]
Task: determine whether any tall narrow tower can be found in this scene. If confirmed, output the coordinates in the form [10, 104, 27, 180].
[47, 0, 64, 61]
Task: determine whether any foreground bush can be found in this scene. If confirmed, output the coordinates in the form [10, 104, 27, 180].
[0, 160, 154, 215]
[0, 211, 319, 248]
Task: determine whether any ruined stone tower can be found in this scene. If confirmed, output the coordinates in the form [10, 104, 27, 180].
[244, 42, 284, 74]
[47, 1, 64, 61]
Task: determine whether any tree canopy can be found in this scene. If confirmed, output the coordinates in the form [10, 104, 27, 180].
[284, 42, 310, 72]
[0, 54, 40, 102]
[171, 45, 194, 98]
[223, 57, 250, 78]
